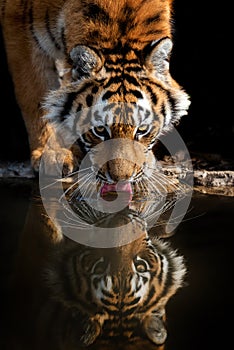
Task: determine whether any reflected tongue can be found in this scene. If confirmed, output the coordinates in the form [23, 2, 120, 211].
[100, 182, 133, 202]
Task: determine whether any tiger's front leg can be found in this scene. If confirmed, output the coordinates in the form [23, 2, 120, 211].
[1, 22, 77, 176]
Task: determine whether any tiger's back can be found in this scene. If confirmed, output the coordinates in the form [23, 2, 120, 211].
[1, 0, 174, 55]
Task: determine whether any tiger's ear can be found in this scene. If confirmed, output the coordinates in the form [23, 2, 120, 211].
[146, 37, 173, 82]
[69, 45, 102, 80]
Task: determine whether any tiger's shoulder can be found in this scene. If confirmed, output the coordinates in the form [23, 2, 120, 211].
[0, 0, 175, 54]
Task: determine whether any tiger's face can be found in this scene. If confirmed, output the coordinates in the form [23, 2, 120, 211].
[44, 38, 190, 199]
[46, 211, 186, 346]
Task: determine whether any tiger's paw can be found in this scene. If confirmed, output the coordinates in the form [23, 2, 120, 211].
[31, 147, 78, 177]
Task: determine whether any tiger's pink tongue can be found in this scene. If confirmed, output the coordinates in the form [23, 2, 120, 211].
[100, 182, 133, 203]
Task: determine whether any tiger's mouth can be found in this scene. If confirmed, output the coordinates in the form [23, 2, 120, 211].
[100, 182, 133, 203]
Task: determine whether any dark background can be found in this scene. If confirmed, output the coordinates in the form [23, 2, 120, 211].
[0, 0, 233, 161]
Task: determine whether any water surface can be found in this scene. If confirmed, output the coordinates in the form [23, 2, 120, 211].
[0, 178, 233, 350]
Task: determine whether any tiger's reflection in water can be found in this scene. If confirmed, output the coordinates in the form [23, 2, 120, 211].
[5, 185, 186, 350]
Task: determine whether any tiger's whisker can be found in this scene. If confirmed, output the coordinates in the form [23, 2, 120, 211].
[62, 170, 94, 201]
[63, 166, 93, 178]
[146, 172, 177, 192]
[71, 173, 95, 200]
[40, 177, 70, 191]
[59, 180, 80, 202]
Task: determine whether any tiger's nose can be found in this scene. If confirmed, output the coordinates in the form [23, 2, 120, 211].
[105, 159, 136, 182]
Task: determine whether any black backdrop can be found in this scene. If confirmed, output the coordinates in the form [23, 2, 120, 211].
[0, 0, 233, 161]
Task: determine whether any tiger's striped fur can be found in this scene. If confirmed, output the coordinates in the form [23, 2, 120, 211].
[45, 212, 186, 346]
[0, 0, 190, 183]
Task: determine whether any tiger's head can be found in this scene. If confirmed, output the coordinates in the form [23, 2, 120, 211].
[44, 37, 190, 200]
[46, 210, 186, 347]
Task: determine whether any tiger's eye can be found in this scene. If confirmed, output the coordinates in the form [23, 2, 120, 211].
[95, 126, 105, 133]
[93, 125, 109, 138]
[134, 259, 148, 273]
[136, 124, 149, 135]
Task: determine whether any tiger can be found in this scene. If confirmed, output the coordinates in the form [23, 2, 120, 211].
[0, 0, 190, 193]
